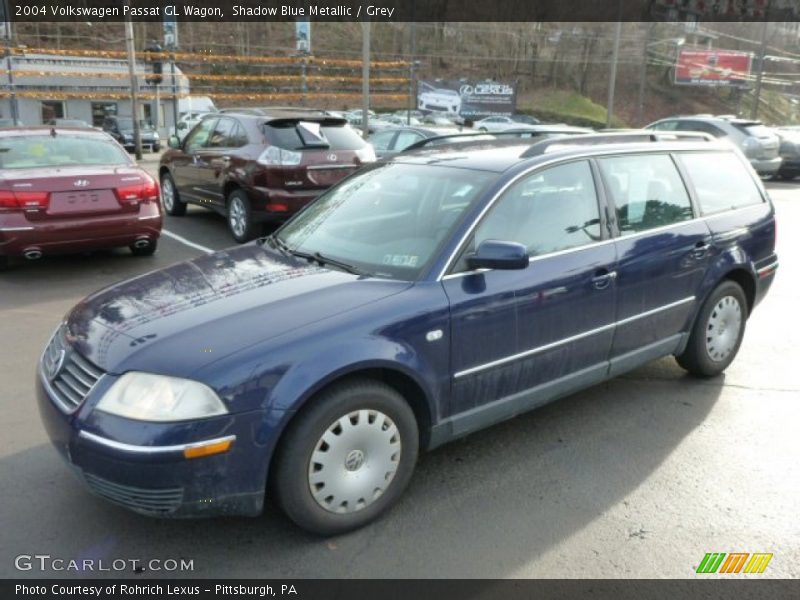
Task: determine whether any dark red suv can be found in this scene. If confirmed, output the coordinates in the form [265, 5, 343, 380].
[0, 127, 161, 270]
[159, 109, 376, 242]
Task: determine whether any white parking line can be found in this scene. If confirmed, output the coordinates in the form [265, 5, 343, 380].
[161, 229, 214, 254]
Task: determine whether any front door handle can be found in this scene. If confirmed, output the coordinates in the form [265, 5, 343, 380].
[591, 269, 617, 290]
[692, 241, 709, 259]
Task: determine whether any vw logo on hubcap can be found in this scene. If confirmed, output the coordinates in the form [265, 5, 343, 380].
[344, 449, 365, 472]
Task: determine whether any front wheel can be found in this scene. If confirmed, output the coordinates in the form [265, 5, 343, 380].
[160, 173, 186, 216]
[273, 379, 419, 535]
[676, 280, 748, 377]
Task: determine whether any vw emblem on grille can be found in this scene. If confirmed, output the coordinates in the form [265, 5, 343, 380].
[327, 153, 337, 162]
[344, 449, 365, 471]
[45, 348, 66, 380]
[73, 179, 90, 187]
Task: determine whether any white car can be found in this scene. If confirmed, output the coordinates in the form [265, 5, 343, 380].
[172, 111, 216, 141]
[474, 116, 538, 132]
[418, 88, 462, 114]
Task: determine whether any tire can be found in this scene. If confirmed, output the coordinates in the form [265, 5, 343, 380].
[272, 378, 419, 536]
[676, 280, 748, 377]
[0, 255, 10, 271]
[152, 144, 161, 153]
[160, 172, 186, 216]
[226, 189, 259, 243]
[129, 239, 157, 256]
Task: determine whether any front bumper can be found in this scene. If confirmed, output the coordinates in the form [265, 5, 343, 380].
[36, 365, 278, 518]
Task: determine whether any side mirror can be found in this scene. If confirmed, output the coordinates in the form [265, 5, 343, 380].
[177, 122, 187, 130]
[168, 135, 181, 149]
[467, 240, 529, 271]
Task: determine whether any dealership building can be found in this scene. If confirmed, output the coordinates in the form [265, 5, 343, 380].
[0, 52, 190, 135]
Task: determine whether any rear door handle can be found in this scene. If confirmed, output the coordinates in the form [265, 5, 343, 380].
[591, 269, 617, 290]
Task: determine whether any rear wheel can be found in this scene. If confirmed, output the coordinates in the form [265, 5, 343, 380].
[227, 189, 258, 243]
[160, 173, 186, 216]
[676, 281, 748, 377]
[273, 379, 419, 536]
[129, 239, 157, 256]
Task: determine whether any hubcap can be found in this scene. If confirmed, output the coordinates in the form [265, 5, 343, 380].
[229, 197, 246, 237]
[162, 178, 174, 210]
[705, 295, 742, 362]
[308, 409, 401, 514]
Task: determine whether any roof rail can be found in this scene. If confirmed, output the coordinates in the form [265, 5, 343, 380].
[519, 130, 714, 158]
[403, 128, 589, 152]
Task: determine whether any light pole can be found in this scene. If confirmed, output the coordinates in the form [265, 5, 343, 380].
[361, 21, 370, 138]
[124, 7, 142, 160]
[606, 21, 622, 128]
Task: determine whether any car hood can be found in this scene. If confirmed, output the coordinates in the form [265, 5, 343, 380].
[64, 244, 411, 377]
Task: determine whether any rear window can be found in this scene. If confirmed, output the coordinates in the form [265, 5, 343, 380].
[0, 135, 131, 169]
[265, 121, 366, 151]
[734, 123, 774, 138]
[678, 151, 764, 215]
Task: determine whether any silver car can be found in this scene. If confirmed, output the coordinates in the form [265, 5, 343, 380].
[646, 115, 781, 176]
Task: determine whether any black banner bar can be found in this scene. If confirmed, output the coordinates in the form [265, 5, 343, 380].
[4, 579, 800, 600]
[6, 0, 800, 23]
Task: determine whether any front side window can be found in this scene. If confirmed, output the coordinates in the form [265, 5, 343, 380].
[650, 120, 678, 131]
[598, 154, 693, 234]
[677, 151, 764, 215]
[276, 163, 494, 280]
[471, 160, 602, 257]
[207, 118, 237, 148]
[184, 118, 217, 153]
[369, 130, 395, 152]
[394, 130, 424, 150]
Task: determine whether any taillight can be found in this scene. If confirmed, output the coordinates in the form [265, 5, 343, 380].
[0, 190, 49, 209]
[115, 177, 159, 204]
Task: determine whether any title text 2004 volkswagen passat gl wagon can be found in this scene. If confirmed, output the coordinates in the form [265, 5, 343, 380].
[37, 135, 778, 535]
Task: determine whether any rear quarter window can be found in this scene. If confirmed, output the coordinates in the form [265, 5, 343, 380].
[265, 122, 366, 151]
[678, 151, 764, 215]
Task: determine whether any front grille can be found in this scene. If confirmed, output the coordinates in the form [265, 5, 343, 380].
[84, 473, 184, 515]
[42, 326, 105, 412]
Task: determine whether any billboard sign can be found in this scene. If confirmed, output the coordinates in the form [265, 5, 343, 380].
[675, 49, 752, 87]
[417, 80, 516, 118]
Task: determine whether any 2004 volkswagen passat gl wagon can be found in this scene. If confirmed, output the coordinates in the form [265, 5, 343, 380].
[37, 134, 778, 535]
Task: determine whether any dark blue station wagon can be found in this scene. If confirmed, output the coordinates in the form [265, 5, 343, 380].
[37, 135, 778, 534]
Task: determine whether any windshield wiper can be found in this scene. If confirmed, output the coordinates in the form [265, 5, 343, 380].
[264, 236, 367, 276]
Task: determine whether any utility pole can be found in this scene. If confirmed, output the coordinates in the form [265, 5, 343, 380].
[361, 21, 370, 138]
[751, 20, 768, 120]
[636, 24, 652, 126]
[1, 0, 17, 123]
[124, 9, 143, 160]
[408, 20, 416, 125]
[606, 21, 622, 128]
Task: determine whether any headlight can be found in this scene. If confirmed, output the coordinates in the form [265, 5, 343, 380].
[96, 372, 228, 422]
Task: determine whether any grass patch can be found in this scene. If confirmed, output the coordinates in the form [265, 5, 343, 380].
[517, 89, 626, 128]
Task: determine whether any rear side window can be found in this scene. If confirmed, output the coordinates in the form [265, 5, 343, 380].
[734, 123, 773, 138]
[678, 151, 764, 215]
[265, 122, 366, 151]
[598, 154, 693, 234]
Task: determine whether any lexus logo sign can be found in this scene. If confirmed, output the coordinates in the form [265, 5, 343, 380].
[327, 154, 337, 162]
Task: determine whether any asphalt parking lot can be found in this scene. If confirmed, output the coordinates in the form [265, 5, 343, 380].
[1, 156, 798, 579]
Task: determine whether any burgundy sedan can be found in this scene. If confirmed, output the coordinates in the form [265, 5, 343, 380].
[0, 127, 162, 270]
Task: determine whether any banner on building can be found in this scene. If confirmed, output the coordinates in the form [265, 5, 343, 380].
[417, 80, 516, 118]
[674, 49, 752, 86]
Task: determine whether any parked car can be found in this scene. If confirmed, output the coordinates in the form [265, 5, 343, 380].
[159, 110, 376, 242]
[171, 111, 216, 141]
[37, 134, 776, 534]
[102, 116, 161, 152]
[0, 127, 161, 270]
[775, 126, 800, 180]
[646, 115, 781, 177]
[368, 126, 463, 159]
[45, 118, 93, 129]
[418, 87, 462, 114]
[474, 115, 540, 132]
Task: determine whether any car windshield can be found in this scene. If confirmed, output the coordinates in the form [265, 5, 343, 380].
[116, 118, 153, 131]
[274, 163, 495, 280]
[0, 135, 131, 169]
